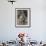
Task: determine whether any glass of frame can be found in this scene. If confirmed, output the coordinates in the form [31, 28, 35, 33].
[15, 8, 31, 28]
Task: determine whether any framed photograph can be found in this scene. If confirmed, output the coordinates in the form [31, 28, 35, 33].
[15, 8, 31, 28]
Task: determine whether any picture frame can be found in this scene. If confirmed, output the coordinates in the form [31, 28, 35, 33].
[15, 8, 31, 28]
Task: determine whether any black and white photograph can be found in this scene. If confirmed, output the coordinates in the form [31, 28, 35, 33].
[15, 8, 31, 28]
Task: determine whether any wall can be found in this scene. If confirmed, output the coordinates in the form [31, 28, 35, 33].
[0, 0, 46, 42]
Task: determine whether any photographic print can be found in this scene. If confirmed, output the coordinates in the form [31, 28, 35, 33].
[15, 8, 31, 28]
